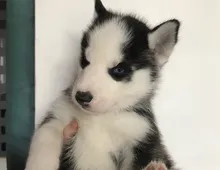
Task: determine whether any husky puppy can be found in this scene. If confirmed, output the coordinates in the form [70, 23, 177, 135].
[25, 0, 180, 170]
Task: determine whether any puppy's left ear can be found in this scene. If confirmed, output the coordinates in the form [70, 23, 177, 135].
[148, 19, 180, 66]
[94, 0, 107, 17]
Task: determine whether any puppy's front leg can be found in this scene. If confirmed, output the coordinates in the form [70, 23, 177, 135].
[25, 118, 65, 170]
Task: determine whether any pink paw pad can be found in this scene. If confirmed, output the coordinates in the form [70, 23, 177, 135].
[145, 161, 167, 170]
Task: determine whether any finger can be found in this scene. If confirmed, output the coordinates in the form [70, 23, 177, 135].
[69, 120, 78, 131]
[63, 120, 78, 143]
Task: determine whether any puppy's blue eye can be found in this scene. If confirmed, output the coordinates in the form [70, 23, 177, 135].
[108, 62, 132, 81]
[113, 67, 125, 74]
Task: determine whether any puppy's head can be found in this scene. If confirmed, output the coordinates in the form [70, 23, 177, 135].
[71, 0, 180, 114]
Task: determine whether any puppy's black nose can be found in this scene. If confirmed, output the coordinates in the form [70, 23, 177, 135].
[75, 91, 93, 105]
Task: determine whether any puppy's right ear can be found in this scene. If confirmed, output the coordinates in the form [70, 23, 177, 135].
[94, 0, 107, 18]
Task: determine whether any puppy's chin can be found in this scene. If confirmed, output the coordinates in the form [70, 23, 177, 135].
[72, 100, 108, 115]
[84, 105, 110, 115]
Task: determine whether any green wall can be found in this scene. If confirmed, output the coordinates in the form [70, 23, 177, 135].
[6, 0, 35, 169]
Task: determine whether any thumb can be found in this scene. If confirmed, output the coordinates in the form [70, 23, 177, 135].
[63, 120, 78, 143]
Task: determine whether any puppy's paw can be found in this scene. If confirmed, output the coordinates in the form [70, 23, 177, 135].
[25, 152, 60, 170]
[145, 161, 167, 170]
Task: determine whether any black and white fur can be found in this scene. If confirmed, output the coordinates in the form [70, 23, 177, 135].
[25, 0, 180, 170]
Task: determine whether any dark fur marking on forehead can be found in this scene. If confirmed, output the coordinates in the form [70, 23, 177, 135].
[80, 33, 90, 69]
[81, 9, 159, 81]
[80, 11, 115, 68]
[89, 10, 116, 32]
[119, 15, 159, 81]
[120, 16, 151, 68]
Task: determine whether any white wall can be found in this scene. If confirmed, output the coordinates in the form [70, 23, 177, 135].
[0, 158, 6, 170]
[36, 0, 220, 170]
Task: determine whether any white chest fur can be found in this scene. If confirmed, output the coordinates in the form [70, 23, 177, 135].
[68, 111, 151, 170]
[51, 97, 151, 170]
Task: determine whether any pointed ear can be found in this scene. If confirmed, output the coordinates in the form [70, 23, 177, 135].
[94, 0, 107, 17]
[148, 19, 180, 66]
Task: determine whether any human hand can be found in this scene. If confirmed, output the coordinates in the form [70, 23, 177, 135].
[63, 120, 78, 143]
